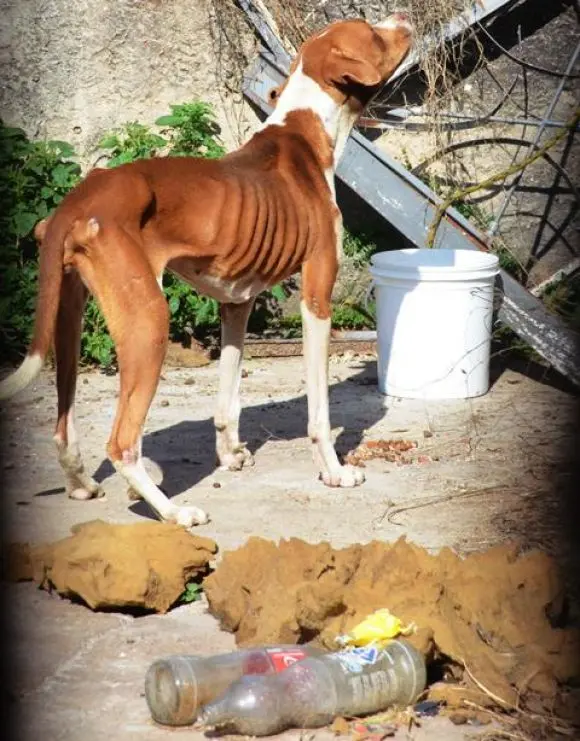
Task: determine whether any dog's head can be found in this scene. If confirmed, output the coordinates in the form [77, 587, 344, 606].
[270, 13, 413, 110]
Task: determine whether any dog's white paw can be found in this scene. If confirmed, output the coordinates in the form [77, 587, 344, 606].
[218, 445, 255, 471]
[167, 505, 209, 528]
[67, 479, 104, 500]
[320, 464, 365, 488]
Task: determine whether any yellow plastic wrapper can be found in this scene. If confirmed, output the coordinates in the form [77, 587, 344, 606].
[336, 608, 416, 649]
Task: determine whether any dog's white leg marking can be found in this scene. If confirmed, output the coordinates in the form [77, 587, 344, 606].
[54, 405, 104, 500]
[215, 300, 255, 470]
[126, 437, 144, 501]
[114, 440, 208, 527]
[301, 300, 365, 488]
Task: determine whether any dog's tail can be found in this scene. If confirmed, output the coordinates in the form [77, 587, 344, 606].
[0, 213, 69, 400]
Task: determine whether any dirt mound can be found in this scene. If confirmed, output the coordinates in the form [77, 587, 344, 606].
[3, 520, 217, 613]
[204, 537, 580, 716]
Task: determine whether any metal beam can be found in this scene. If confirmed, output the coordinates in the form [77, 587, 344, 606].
[239, 3, 580, 387]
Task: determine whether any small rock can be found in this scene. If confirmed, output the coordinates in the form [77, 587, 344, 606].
[423, 429, 433, 438]
[184, 377, 196, 386]
[160, 400, 169, 407]
[448, 712, 468, 725]
[213, 482, 221, 489]
[330, 716, 350, 735]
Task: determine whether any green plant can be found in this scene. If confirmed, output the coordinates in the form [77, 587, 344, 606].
[80, 298, 116, 367]
[164, 272, 221, 338]
[0, 122, 81, 360]
[332, 302, 376, 330]
[542, 272, 580, 331]
[179, 581, 203, 604]
[342, 228, 378, 268]
[155, 102, 226, 158]
[98, 123, 167, 167]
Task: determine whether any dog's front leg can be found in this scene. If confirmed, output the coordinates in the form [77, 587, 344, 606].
[215, 299, 256, 470]
[301, 298, 365, 488]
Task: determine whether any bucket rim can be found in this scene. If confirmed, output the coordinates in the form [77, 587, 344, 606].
[370, 247, 499, 277]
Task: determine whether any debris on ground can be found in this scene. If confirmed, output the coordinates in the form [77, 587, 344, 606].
[203, 536, 580, 723]
[344, 439, 434, 466]
[164, 340, 210, 368]
[2, 520, 217, 613]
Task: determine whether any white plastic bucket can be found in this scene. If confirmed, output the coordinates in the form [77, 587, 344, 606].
[369, 248, 499, 399]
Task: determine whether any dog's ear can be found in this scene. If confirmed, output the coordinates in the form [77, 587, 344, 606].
[325, 48, 382, 87]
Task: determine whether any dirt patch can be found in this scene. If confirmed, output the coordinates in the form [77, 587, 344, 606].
[204, 536, 580, 720]
[3, 520, 217, 613]
[164, 341, 211, 368]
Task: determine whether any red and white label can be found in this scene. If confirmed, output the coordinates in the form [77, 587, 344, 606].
[266, 648, 308, 672]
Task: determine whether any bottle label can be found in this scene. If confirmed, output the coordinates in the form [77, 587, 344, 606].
[266, 648, 309, 672]
[330, 646, 382, 674]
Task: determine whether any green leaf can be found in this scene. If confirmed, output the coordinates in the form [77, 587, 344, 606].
[1, 126, 26, 138]
[98, 134, 119, 149]
[270, 284, 286, 302]
[13, 211, 38, 237]
[48, 140, 76, 157]
[179, 582, 202, 604]
[155, 115, 181, 127]
[150, 133, 167, 148]
[36, 201, 49, 219]
[168, 295, 180, 315]
[51, 163, 72, 187]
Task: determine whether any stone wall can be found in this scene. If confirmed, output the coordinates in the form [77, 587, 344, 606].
[0, 0, 259, 165]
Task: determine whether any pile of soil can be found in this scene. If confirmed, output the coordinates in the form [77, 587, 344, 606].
[2, 519, 217, 613]
[204, 536, 580, 720]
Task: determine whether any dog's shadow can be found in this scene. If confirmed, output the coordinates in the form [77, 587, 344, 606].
[92, 361, 386, 514]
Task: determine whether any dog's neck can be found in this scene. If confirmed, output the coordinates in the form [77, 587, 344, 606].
[264, 60, 359, 172]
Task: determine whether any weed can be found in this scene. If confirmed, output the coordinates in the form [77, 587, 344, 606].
[179, 582, 203, 604]
[155, 102, 226, 158]
[542, 272, 580, 331]
[343, 228, 378, 268]
[98, 123, 167, 168]
[0, 122, 81, 360]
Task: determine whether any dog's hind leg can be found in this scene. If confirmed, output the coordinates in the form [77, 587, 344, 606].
[215, 299, 255, 470]
[54, 271, 103, 500]
[76, 220, 208, 527]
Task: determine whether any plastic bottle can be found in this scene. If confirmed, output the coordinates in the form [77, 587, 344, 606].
[198, 639, 426, 736]
[145, 644, 324, 726]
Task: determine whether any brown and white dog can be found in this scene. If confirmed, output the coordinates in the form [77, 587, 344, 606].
[0, 15, 413, 527]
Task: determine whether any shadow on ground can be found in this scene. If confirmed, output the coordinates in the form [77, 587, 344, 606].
[90, 361, 386, 508]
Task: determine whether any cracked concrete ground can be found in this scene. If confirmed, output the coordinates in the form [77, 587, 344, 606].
[2, 352, 578, 740]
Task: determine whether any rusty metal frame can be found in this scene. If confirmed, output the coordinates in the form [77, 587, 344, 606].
[237, 1, 580, 386]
